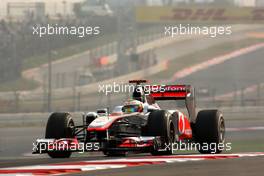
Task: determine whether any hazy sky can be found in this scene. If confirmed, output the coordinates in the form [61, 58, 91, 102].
[0, 0, 85, 18]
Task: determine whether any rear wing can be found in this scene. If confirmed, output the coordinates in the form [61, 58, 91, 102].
[149, 85, 191, 100]
[129, 80, 148, 84]
[149, 85, 196, 123]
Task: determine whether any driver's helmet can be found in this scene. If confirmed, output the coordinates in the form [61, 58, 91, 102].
[122, 100, 143, 113]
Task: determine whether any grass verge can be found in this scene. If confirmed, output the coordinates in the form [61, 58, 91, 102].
[22, 34, 117, 70]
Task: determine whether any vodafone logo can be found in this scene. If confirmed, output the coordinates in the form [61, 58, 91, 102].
[163, 85, 186, 92]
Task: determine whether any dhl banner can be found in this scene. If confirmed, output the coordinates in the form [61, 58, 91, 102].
[136, 6, 264, 23]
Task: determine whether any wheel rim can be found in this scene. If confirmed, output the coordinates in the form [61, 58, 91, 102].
[219, 118, 225, 142]
[67, 119, 75, 137]
[169, 122, 175, 143]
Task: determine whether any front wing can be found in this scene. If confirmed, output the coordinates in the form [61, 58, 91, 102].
[32, 137, 162, 154]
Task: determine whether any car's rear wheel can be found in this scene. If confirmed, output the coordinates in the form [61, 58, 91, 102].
[146, 110, 176, 155]
[194, 110, 225, 154]
[45, 112, 75, 158]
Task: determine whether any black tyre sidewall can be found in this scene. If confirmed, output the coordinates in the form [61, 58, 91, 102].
[45, 112, 75, 158]
[195, 110, 225, 154]
[147, 110, 176, 155]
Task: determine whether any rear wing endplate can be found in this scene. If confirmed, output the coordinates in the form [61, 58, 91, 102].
[149, 85, 197, 123]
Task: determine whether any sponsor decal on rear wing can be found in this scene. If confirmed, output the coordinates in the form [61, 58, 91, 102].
[149, 85, 192, 100]
[129, 80, 148, 84]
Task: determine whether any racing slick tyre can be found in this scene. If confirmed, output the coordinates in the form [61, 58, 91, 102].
[146, 110, 176, 155]
[194, 110, 225, 154]
[45, 112, 75, 158]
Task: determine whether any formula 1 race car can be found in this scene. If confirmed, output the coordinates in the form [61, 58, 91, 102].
[33, 80, 225, 158]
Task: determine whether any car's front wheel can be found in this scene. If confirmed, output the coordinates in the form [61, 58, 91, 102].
[146, 110, 176, 155]
[45, 112, 75, 158]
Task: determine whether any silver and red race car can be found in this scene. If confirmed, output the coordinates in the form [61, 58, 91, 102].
[33, 80, 225, 158]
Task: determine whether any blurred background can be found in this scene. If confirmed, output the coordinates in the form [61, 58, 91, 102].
[0, 0, 263, 113]
[0, 0, 264, 159]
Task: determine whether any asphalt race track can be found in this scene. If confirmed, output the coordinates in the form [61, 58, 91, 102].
[70, 155, 264, 176]
[1, 42, 264, 175]
[1, 152, 264, 175]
